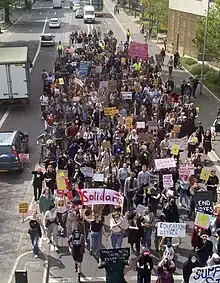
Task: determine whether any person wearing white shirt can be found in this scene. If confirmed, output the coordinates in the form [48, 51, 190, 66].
[109, 212, 124, 248]
[44, 203, 59, 251]
[137, 165, 151, 187]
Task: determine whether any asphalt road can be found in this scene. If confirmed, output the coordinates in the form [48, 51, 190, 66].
[0, 0, 219, 283]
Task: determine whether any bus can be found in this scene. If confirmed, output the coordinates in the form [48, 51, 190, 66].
[84, 0, 103, 15]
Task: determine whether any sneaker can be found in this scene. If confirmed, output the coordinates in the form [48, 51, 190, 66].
[47, 239, 51, 244]
[55, 246, 59, 252]
[34, 255, 38, 259]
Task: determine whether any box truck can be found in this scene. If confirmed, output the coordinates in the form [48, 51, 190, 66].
[53, 0, 62, 8]
[0, 47, 31, 104]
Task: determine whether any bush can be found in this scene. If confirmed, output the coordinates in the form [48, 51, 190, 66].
[204, 69, 219, 85]
[188, 64, 201, 75]
[182, 57, 197, 66]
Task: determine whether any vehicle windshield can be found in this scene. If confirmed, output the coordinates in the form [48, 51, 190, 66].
[0, 146, 13, 155]
[41, 36, 53, 41]
[85, 11, 94, 15]
[50, 19, 59, 23]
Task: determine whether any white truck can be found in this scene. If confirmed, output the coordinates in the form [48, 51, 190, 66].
[0, 47, 31, 104]
[53, 0, 62, 8]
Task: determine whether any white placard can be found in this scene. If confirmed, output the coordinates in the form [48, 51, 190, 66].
[168, 136, 188, 150]
[147, 121, 158, 132]
[162, 174, 173, 188]
[80, 167, 94, 178]
[136, 121, 145, 129]
[80, 188, 124, 206]
[93, 173, 104, 182]
[121, 91, 132, 100]
[157, 222, 186, 237]
[179, 164, 195, 176]
[136, 204, 147, 214]
[154, 158, 176, 170]
[189, 265, 220, 283]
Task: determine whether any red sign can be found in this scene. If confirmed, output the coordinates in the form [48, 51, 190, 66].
[128, 42, 149, 61]
[19, 153, 30, 163]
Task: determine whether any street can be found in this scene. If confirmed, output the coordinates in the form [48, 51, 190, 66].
[0, 0, 219, 282]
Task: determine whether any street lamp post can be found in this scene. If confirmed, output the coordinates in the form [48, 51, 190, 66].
[200, 0, 211, 95]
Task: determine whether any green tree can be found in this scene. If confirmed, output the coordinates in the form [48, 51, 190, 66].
[195, 0, 220, 60]
[0, 0, 16, 23]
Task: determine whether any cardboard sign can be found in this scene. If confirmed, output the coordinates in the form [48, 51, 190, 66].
[200, 168, 210, 181]
[179, 164, 195, 176]
[195, 191, 213, 215]
[125, 116, 133, 128]
[136, 204, 147, 214]
[157, 222, 186, 237]
[104, 107, 117, 116]
[58, 78, 64, 85]
[80, 167, 94, 178]
[19, 153, 30, 163]
[101, 141, 111, 149]
[171, 144, 180, 156]
[80, 188, 124, 206]
[154, 158, 176, 170]
[108, 80, 117, 90]
[168, 136, 188, 150]
[189, 265, 220, 283]
[93, 173, 104, 182]
[100, 248, 130, 263]
[163, 174, 173, 188]
[121, 91, 132, 100]
[79, 62, 88, 76]
[195, 212, 211, 229]
[138, 133, 154, 143]
[56, 170, 68, 191]
[128, 42, 149, 61]
[136, 121, 145, 129]
[19, 202, 29, 214]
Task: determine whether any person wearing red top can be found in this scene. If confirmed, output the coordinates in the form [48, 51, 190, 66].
[46, 114, 55, 135]
[65, 122, 78, 138]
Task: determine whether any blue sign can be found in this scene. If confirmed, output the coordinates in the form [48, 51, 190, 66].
[79, 62, 88, 76]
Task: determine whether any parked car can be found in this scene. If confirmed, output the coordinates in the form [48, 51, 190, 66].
[75, 7, 83, 18]
[49, 18, 60, 28]
[41, 33, 55, 47]
[73, 2, 81, 11]
[0, 131, 29, 172]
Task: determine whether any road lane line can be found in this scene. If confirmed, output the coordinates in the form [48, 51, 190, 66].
[0, 107, 12, 128]
[32, 16, 48, 67]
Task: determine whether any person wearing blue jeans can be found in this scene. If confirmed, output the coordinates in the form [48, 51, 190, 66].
[90, 231, 102, 254]
[110, 212, 124, 249]
[140, 207, 155, 250]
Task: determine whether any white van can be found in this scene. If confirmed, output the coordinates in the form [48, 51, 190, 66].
[83, 5, 95, 23]
[53, 0, 62, 8]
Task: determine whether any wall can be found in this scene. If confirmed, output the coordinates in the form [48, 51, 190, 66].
[169, 0, 209, 16]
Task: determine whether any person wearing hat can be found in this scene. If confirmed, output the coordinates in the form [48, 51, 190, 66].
[136, 248, 153, 283]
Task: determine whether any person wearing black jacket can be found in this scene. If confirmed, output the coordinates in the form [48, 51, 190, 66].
[162, 197, 179, 223]
[32, 167, 44, 202]
[183, 253, 202, 283]
[196, 232, 213, 266]
[136, 249, 153, 283]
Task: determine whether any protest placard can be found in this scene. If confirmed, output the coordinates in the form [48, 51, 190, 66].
[79, 62, 88, 76]
[19, 153, 30, 163]
[157, 222, 186, 237]
[189, 265, 220, 283]
[58, 78, 64, 85]
[136, 204, 147, 214]
[136, 121, 145, 129]
[121, 57, 126, 65]
[104, 107, 117, 116]
[125, 116, 133, 128]
[195, 212, 211, 229]
[200, 168, 210, 181]
[80, 167, 94, 178]
[80, 188, 124, 206]
[168, 136, 188, 150]
[56, 170, 68, 191]
[154, 158, 176, 170]
[162, 174, 173, 188]
[138, 133, 154, 143]
[147, 121, 158, 133]
[179, 164, 195, 176]
[171, 144, 180, 156]
[121, 91, 132, 100]
[19, 202, 29, 214]
[93, 173, 104, 182]
[128, 42, 149, 61]
[100, 248, 130, 263]
[195, 191, 213, 215]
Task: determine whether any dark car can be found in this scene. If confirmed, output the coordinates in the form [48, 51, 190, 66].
[0, 131, 29, 172]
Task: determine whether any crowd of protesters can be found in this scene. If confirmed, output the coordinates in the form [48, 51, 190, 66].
[21, 28, 220, 283]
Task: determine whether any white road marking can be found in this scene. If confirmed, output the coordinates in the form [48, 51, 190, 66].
[0, 108, 11, 128]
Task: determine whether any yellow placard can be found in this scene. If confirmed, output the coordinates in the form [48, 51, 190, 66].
[125, 116, 133, 128]
[108, 107, 117, 116]
[19, 202, 29, 214]
[58, 78, 64, 85]
[56, 170, 68, 191]
[171, 144, 180, 155]
[200, 169, 210, 181]
[195, 212, 210, 228]
[147, 188, 151, 194]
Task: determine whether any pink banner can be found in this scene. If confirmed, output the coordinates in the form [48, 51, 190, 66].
[128, 42, 149, 61]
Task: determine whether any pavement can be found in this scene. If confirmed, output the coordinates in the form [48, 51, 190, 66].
[0, 0, 219, 283]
